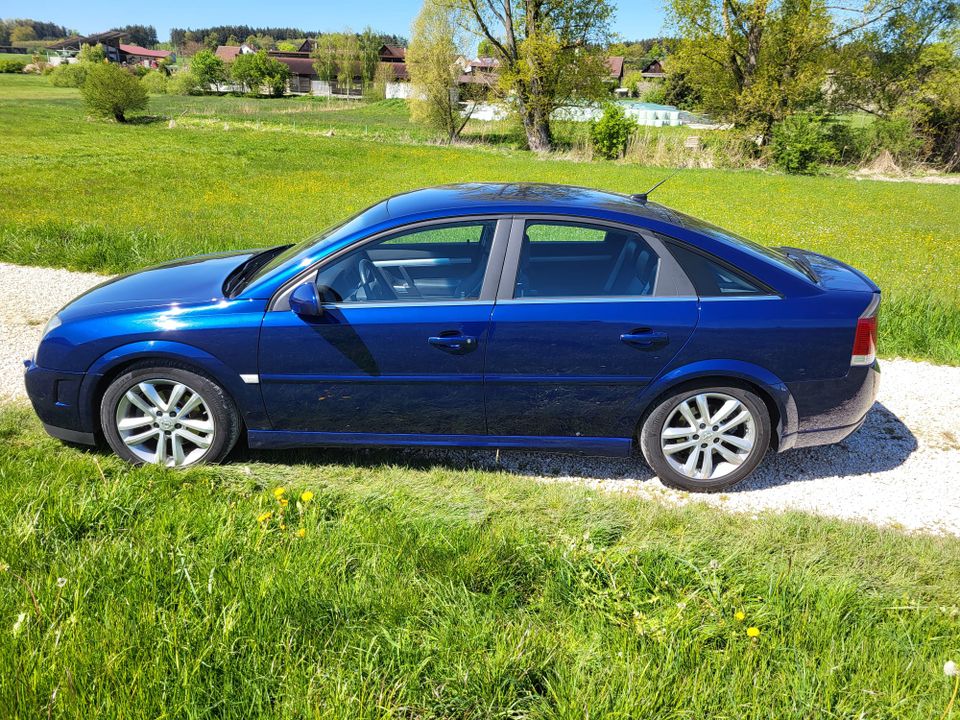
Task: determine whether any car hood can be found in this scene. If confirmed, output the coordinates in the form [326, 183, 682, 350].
[57, 250, 258, 322]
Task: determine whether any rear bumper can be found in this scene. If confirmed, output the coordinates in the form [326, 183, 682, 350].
[781, 361, 879, 450]
[23, 358, 96, 444]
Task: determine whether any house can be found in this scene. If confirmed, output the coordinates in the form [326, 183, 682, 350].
[214, 44, 255, 63]
[640, 59, 666, 79]
[378, 44, 406, 64]
[119, 44, 172, 68]
[606, 56, 625, 85]
[268, 52, 319, 93]
[46, 30, 127, 63]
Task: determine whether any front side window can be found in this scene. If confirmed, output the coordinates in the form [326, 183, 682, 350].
[313, 221, 496, 303]
[513, 221, 660, 299]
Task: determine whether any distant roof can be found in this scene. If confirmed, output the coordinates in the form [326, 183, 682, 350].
[606, 56, 625, 78]
[469, 57, 500, 69]
[641, 59, 666, 76]
[120, 44, 171, 59]
[379, 61, 409, 81]
[215, 45, 242, 62]
[272, 55, 317, 76]
[379, 44, 406, 60]
[47, 30, 127, 50]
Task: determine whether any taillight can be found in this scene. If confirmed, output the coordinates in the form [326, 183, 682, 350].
[851, 297, 879, 366]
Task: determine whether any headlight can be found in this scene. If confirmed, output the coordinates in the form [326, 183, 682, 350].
[41, 314, 62, 339]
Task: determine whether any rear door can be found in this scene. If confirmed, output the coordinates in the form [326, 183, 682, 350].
[258, 218, 509, 436]
[483, 217, 699, 439]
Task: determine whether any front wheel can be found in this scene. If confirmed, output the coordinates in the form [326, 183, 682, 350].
[639, 385, 770, 492]
[100, 364, 240, 468]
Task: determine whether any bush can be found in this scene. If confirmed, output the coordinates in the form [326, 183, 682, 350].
[49, 62, 89, 88]
[140, 70, 168, 95]
[590, 104, 637, 160]
[0, 59, 27, 73]
[640, 84, 667, 105]
[80, 63, 148, 122]
[167, 69, 202, 96]
[869, 117, 924, 165]
[770, 114, 837, 174]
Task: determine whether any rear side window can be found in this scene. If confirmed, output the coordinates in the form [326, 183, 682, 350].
[666, 242, 766, 297]
[513, 221, 660, 298]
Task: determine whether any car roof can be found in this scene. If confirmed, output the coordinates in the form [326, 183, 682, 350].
[383, 183, 679, 225]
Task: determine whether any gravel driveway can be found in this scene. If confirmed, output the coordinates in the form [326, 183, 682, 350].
[2, 261, 959, 535]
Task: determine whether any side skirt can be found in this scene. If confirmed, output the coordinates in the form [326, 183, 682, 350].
[247, 430, 633, 457]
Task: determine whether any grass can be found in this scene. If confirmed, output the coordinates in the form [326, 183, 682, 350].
[0, 73, 959, 363]
[1, 407, 959, 718]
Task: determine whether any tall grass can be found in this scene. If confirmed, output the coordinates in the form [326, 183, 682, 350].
[1, 408, 959, 717]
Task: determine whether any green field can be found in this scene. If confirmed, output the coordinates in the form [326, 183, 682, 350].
[1, 408, 959, 718]
[1, 74, 957, 362]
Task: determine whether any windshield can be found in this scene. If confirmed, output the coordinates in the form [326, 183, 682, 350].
[678, 213, 812, 281]
[239, 201, 389, 290]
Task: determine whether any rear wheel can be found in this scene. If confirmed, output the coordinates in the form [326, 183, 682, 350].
[640, 385, 770, 492]
[100, 364, 240, 468]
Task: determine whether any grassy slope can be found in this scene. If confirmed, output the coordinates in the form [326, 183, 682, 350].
[0, 73, 958, 363]
[1, 408, 959, 718]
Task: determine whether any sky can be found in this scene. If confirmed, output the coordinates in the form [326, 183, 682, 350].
[4, 0, 669, 44]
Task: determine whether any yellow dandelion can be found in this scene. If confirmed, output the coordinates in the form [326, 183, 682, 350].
[734, 610, 746, 622]
[279, 498, 289, 507]
[296, 528, 306, 538]
[257, 511, 273, 524]
[300, 490, 314, 503]
[280, 524, 286, 530]
[273, 487, 286, 499]
[746, 626, 760, 638]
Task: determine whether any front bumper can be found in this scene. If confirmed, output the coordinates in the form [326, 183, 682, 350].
[23, 358, 96, 445]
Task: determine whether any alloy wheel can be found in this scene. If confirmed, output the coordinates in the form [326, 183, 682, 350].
[115, 379, 216, 467]
[660, 392, 757, 481]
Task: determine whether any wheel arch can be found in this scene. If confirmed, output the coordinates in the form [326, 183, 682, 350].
[77, 341, 266, 436]
[633, 361, 798, 452]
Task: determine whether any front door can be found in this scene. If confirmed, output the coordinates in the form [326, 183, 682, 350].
[484, 218, 699, 439]
[258, 218, 508, 436]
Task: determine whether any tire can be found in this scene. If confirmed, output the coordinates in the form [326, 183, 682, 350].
[100, 363, 241, 468]
[639, 384, 771, 492]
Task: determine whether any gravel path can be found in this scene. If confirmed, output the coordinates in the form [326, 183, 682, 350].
[2, 261, 959, 535]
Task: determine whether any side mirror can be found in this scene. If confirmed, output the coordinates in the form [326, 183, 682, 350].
[289, 282, 322, 317]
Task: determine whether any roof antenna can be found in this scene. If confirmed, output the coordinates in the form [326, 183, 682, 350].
[631, 168, 680, 204]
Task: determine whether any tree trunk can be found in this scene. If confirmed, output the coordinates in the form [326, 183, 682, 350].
[518, 99, 553, 152]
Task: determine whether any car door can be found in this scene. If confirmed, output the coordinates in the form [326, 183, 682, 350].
[483, 217, 699, 439]
[258, 217, 509, 437]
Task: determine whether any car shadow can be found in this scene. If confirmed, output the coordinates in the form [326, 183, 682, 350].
[237, 402, 916, 492]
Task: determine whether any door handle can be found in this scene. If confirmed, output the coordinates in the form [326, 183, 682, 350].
[428, 334, 477, 354]
[620, 329, 669, 348]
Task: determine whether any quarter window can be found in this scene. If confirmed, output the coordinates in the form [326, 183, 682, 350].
[313, 221, 496, 303]
[665, 242, 766, 296]
[513, 221, 660, 299]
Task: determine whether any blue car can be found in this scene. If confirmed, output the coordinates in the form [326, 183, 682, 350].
[24, 184, 880, 491]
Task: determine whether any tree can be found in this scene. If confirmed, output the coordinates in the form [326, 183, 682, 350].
[358, 26, 382, 86]
[191, 49, 227, 90]
[77, 43, 106, 64]
[230, 50, 290, 96]
[311, 31, 362, 90]
[829, 0, 959, 118]
[408, 0, 473, 142]
[112, 25, 158, 48]
[81, 63, 148, 122]
[10, 24, 36, 43]
[455, 0, 613, 151]
[666, 0, 834, 135]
